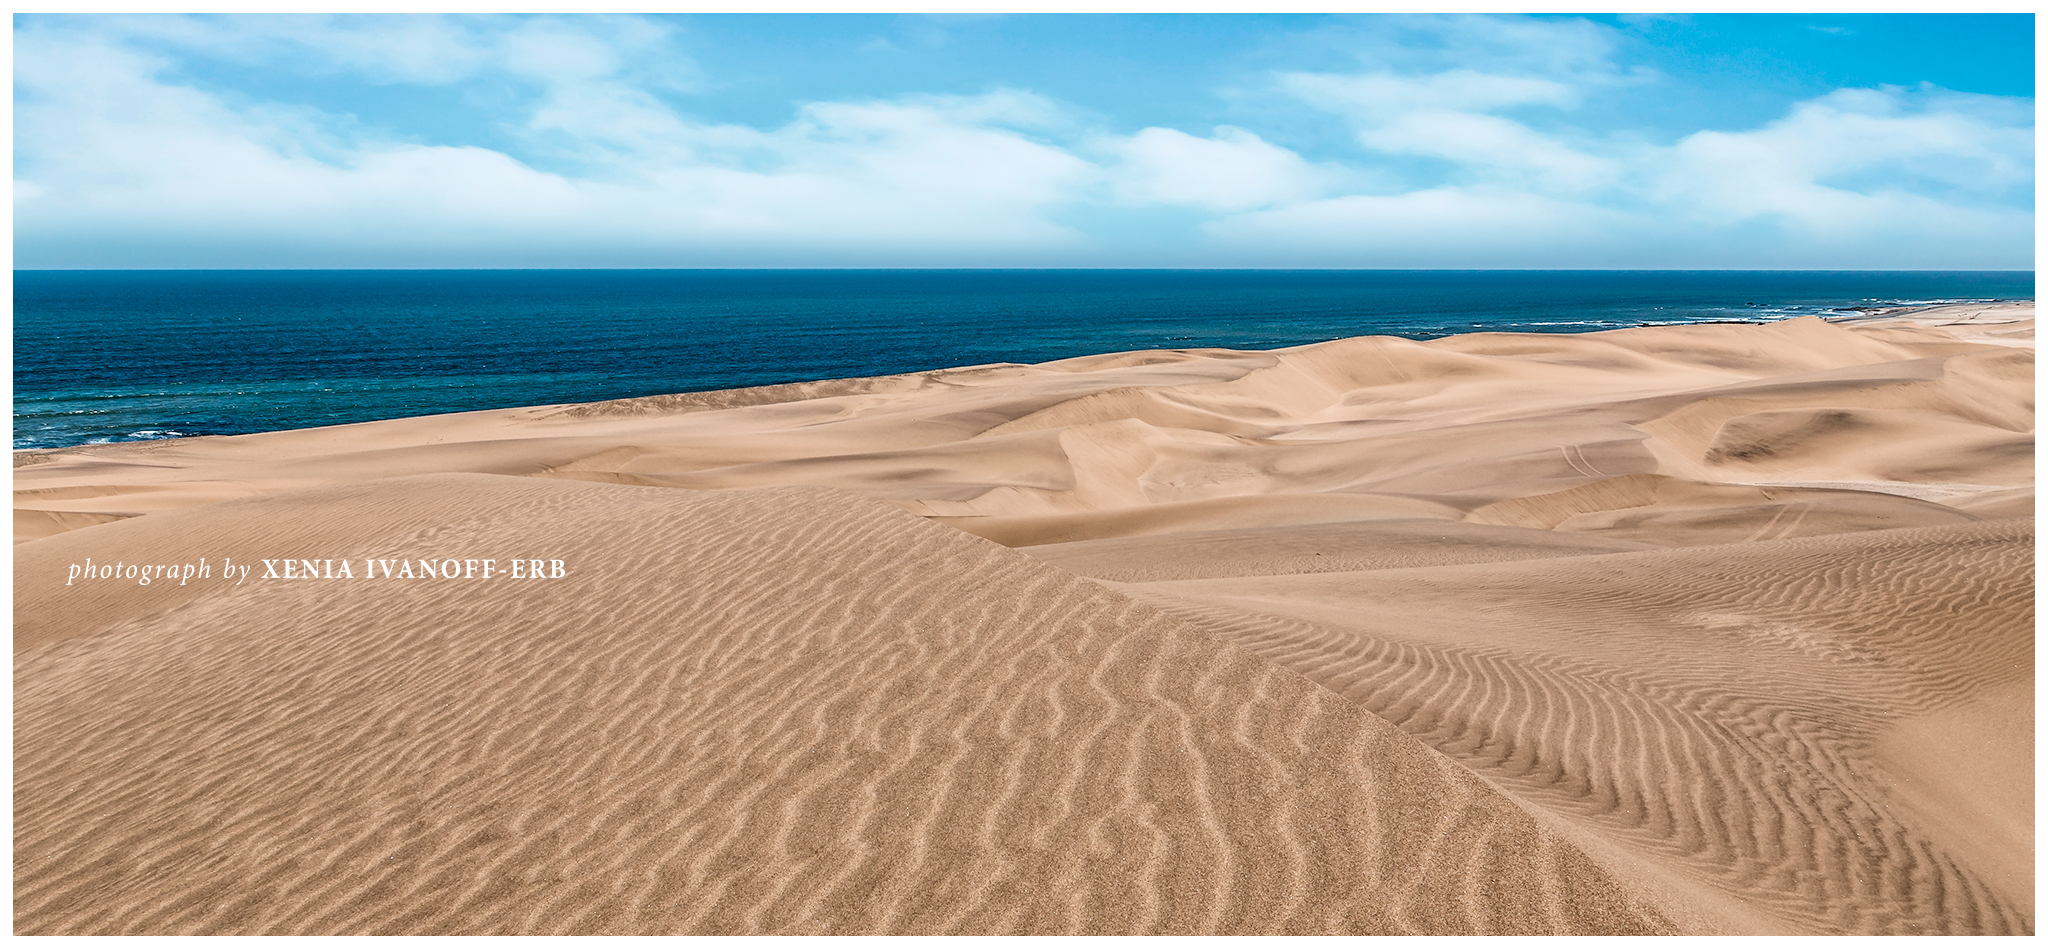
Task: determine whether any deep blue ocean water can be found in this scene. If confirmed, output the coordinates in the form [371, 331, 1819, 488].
[14, 269, 2033, 450]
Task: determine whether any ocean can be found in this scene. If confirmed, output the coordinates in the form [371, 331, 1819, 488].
[13, 269, 2032, 451]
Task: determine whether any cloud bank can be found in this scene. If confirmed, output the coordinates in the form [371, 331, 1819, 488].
[14, 14, 2034, 268]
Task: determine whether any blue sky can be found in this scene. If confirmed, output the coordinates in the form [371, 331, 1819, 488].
[13, 13, 2036, 269]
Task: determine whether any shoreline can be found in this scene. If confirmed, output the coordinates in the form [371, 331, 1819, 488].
[1822, 299, 2037, 347]
[12, 299, 2035, 458]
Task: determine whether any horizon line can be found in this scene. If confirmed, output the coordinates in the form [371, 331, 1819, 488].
[14, 267, 2039, 274]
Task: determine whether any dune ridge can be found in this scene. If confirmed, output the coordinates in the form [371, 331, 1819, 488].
[15, 304, 2032, 934]
[14, 312, 2031, 543]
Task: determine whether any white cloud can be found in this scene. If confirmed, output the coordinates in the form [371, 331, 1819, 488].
[10, 13, 2034, 269]
[77, 13, 506, 85]
[1282, 69, 1578, 118]
[1251, 16, 2030, 266]
[1276, 19, 1622, 198]
[1280, 56, 1610, 195]
[501, 17, 633, 84]
[1308, 13, 1622, 85]
[13, 20, 1099, 266]
[1354, 110, 1614, 191]
[1102, 126, 1326, 212]
[1660, 86, 2033, 226]
[1192, 83, 2033, 270]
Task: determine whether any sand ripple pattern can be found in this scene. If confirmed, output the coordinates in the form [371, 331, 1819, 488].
[16, 475, 1669, 935]
[1131, 519, 2033, 935]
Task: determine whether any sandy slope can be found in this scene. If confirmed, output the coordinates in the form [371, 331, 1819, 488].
[16, 475, 1670, 935]
[1112, 518, 2032, 934]
[14, 305, 2033, 934]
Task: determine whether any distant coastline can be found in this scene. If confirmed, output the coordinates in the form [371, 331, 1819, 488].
[14, 269, 2034, 451]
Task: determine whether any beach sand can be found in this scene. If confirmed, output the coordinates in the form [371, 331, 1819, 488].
[14, 304, 2033, 934]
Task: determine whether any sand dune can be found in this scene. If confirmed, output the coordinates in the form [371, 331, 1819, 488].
[16, 475, 1670, 935]
[14, 305, 2032, 934]
[1115, 519, 2033, 934]
[15, 312, 2031, 538]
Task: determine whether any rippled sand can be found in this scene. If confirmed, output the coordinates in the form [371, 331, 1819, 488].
[15, 305, 2032, 934]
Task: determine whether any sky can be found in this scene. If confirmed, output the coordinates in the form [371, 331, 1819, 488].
[12, 13, 2037, 269]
